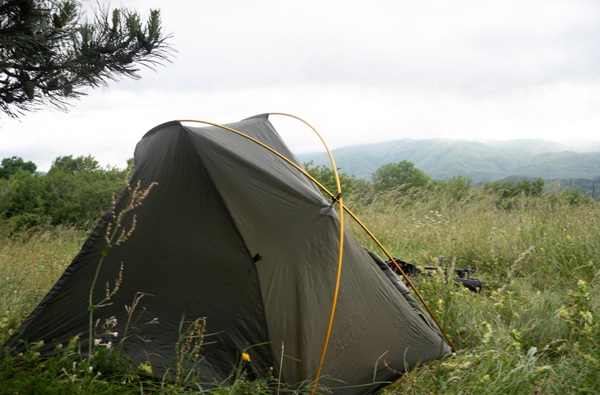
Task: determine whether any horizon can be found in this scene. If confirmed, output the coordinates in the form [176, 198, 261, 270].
[7, 134, 600, 173]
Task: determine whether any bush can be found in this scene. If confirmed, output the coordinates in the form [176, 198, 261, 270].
[0, 156, 126, 231]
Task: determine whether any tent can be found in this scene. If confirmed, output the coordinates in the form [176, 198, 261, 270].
[7, 114, 452, 394]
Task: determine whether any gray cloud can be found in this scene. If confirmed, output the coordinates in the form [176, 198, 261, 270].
[3, 1, 600, 171]
[131, 0, 600, 93]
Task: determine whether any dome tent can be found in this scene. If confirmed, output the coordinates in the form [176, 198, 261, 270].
[6, 114, 452, 394]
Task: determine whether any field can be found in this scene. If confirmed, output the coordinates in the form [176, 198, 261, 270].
[1, 191, 599, 394]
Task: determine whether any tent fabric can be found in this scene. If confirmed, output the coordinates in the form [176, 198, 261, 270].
[7, 114, 451, 394]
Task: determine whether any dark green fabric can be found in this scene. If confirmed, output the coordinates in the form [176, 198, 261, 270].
[7, 114, 451, 394]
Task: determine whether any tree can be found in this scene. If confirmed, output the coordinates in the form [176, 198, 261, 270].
[48, 154, 100, 174]
[483, 178, 545, 199]
[0, 156, 37, 179]
[482, 178, 546, 210]
[0, 0, 173, 118]
[304, 161, 359, 198]
[1, 154, 125, 229]
[372, 160, 432, 192]
[436, 175, 472, 201]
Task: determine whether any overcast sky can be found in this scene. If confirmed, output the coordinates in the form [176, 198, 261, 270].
[2, 0, 600, 171]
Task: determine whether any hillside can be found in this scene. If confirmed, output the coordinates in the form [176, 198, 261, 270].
[298, 138, 600, 183]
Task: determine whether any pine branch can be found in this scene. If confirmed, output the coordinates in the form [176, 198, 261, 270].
[0, 0, 175, 118]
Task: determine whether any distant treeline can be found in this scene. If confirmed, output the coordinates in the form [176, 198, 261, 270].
[298, 138, 600, 195]
[0, 156, 594, 233]
[0, 155, 127, 232]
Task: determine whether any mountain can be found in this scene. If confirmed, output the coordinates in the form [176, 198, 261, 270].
[297, 139, 600, 183]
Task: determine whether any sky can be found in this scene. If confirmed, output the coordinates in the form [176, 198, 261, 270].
[2, 0, 600, 172]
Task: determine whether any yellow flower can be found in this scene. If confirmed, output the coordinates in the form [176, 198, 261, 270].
[558, 309, 570, 319]
[241, 352, 251, 362]
[138, 362, 153, 375]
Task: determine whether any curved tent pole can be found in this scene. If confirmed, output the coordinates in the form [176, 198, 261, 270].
[176, 116, 455, 392]
[265, 113, 456, 353]
[267, 113, 344, 395]
[176, 118, 335, 205]
[177, 115, 345, 394]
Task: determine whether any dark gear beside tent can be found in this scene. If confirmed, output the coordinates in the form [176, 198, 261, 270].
[6, 114, 452, 394]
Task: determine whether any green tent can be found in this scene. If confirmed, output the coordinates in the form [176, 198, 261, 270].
[7, 114, 451, 394]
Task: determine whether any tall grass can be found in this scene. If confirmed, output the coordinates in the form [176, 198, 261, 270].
[1, 190, 598, 394]
[349, 190, 599, 394]
[0, 226, 87, 345]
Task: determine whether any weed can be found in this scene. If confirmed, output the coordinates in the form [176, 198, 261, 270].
[1, 188, 599, 393]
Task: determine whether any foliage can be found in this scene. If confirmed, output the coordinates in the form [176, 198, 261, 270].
[435, 175, 473, 201]
[0, 156, 37, 179]
[483, 177, 544, 199]
[48, 154, 101, 174]
[303, 160, 363, 198]
[0, 337, 306, 394]
[87, 176, 157, 356]
[350, 189, 599, 394]
[298, 139, 600, 184]
[0, 155, 125, 231]
[482, 178, 545, 209]
[372, 160, 432, 192]
[559, 187, 592, 206]
[0, 0, 174, 118]
[1, 158, 599, 394]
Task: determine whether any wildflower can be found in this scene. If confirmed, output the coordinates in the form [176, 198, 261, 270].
[104, 316, 117, 328]
[138, 362, 153, 375]
[536, 366, 552, 373]
[94, 338, 102, 346]
[481, 322, 493, 344]
[558, 308, 569, 319]
[242, 352, 251, 362]
[581, 353, 599, 364]
[580, 310, 593, 325]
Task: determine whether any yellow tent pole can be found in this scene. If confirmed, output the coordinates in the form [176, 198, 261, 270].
[178, 115, 346, 394]
[267, 113, 344, 395]
[266, 113, 456, 354]
[177, 115, 455, 392]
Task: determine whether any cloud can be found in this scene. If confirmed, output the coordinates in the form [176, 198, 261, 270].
[130, 0, 600, 92]
[2, 1, 600, 171]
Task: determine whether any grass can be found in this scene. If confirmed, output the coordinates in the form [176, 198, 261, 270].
[354, 192, 599, 394]
[0, 226, 87, 343]
[1, 191, 599, 394]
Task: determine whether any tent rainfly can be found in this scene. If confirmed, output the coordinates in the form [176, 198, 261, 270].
[6, 114, 452, 394]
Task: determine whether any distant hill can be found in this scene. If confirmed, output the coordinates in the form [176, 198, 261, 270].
[297, 138, 600, 184]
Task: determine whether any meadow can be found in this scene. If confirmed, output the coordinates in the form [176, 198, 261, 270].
[1, 189, 598, 394]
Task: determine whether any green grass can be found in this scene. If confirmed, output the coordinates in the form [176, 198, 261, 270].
[353, 192, 599, 394]
[0, 226, 87, 344]
[1, 191, 599, 394]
